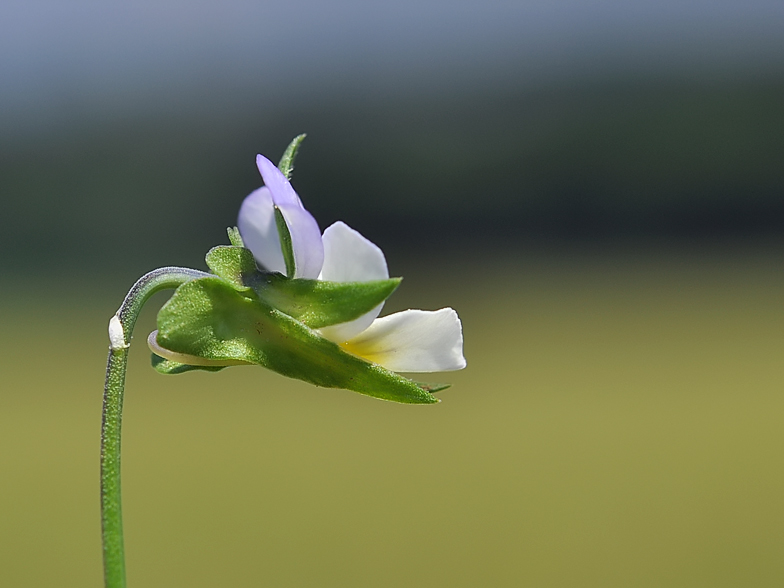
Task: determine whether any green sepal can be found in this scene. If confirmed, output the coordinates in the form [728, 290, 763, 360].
[412, 381, 451, 393]
[205, 245, 401, 328]
[151, 353, 226, 374]
[278, 134, 306, 180]
[205, 245, 258, 291]
[274, 206, 296, 277]
[155, 276, 437, 404]
[253, 272, 401, 329]
[227, 226, 244, 247]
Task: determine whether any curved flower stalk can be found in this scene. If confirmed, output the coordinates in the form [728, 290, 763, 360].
[148, 140, 465, 403]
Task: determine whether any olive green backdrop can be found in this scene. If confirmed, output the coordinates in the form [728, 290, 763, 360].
[2, 2, 784, 586]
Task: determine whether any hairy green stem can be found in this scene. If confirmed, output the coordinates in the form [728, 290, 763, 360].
[101, 267, 210, 588]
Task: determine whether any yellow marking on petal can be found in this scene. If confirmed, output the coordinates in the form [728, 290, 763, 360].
[340, 339, 396, 367]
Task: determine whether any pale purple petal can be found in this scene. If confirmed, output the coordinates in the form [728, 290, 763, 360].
[276, 203, 324, 279]
[237, 186, 286, 274]
[342, 308, 466, 373]
[318, 221, 389, 342]
[255, 153, 303, 208]
[245, 154, 323, 278]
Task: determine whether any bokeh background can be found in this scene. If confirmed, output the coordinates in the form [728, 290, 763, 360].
[2, 1, 784, 586]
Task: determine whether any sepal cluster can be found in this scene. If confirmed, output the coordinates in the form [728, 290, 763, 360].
[150, 258, 440, 404]
[206, 245, 401, 329]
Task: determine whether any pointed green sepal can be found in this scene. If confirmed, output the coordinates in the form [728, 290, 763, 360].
[274, 206, 296, 278]
[227, 226, 245, 248]
[278, 133, 306, 180]
[253, 272, 401, 328]
[151, 353, 226, 374]
[155, 277, 437, 404]
[205, 245, 258, 291]
[412, 381, 451, 393]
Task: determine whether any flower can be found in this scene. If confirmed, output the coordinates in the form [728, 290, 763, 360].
[237, 153, 466, 374]
[147, 149, 465, 404]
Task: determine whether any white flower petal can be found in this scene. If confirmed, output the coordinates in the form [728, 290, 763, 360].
[319, 302, 385, 344]
[237, 186, 286, 274]
[319, 221, 388, 282]
[342, 308, 466, 373]
[317, 221, 389, 342]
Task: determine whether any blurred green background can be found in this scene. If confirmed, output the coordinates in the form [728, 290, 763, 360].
[2, 2, 784, 586]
